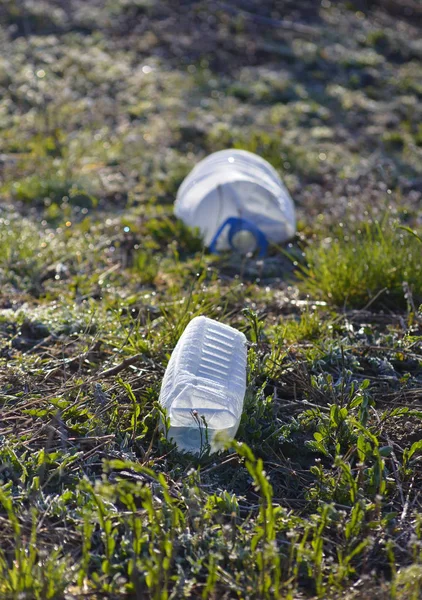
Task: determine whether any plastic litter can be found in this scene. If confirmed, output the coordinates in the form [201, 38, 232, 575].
[175, 149, 296, 256]
[159, 315, 247, 453]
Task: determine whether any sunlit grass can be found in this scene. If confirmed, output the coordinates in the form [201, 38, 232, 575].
[299, 221, 422, 309]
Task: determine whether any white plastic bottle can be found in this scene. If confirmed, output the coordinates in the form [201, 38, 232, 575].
[159, 316, 247, 453]
[175, 149, 296, 255]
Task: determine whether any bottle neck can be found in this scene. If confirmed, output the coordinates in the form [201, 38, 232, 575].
[209, 217, 268, 257]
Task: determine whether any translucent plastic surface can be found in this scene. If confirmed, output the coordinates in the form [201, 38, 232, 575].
[175, 149, 296, 250]
[159, 316, 247, 453]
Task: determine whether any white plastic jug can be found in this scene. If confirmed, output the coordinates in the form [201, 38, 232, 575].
[159, 316, 247, 453]
[175, 149, 296, 256]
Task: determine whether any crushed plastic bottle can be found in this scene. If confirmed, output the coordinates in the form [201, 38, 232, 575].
[175, 149, 296, 256]
[159, 316, 247, 453]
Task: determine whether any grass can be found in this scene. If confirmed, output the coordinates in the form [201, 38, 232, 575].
[0, 0, 422, 598]
[299, 220, 422, 310]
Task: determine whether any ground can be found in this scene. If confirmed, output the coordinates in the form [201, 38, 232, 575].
[0, 0, 422, 598]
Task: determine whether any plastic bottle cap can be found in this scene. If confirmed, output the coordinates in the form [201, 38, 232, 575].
[231, 229, 257, 254]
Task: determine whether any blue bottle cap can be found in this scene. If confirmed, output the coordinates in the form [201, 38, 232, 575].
[209, 217, 268, 257]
